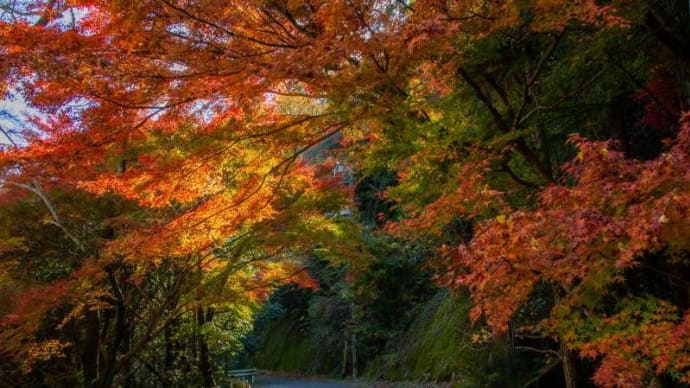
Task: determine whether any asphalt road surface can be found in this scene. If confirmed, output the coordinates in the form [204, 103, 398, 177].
[253, 374, 357, 387]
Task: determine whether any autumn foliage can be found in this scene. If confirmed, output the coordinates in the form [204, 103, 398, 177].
[448, 114, 690, 385]
[1, 0, 690, 386]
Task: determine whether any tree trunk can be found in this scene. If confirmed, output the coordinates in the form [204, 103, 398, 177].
[559, 340, 578, 388]
[197, 307, 215, 388]
[82, 310, 100, 388]
[350, 302, 357, 379]
[121, 317, 133, 388]
[341, 336, 348, 377]
[96, 269, 130, 388]
[553, 285, 577, 388]
[351, 332, 357, 379]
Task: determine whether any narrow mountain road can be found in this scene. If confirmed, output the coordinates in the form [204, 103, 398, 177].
[253, 374, 356, 387]
[251, 373, 451, 387]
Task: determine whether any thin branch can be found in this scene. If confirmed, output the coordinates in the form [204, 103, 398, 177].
[34, 0, 57, 27]
[458, 66, 511, 134]
[499, 163, 540, 189]
[519, 67, 606, 127]
[514, 29, 566, 130]
[10, 181, 85, 251]
[611, 59, 677, 120]
[0, 123, 19, 147]
[522, 358, 562, 388]
[157, 0, 298, 49]
[515, 346, 560, 356]
[481, 72, 515, 120]
[396, 0, 414, 13]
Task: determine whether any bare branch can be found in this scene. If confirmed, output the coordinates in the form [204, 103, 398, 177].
[10, 180, 86, 251]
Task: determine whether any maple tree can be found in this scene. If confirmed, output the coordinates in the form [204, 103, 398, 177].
[1, 0, 690, 386]
[1, 1, 367, 385]
[375, 1, 690, 387]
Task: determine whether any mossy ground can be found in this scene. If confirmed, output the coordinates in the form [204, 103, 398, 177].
[365, 290, 508, 387]
[251, 319, 340, 376]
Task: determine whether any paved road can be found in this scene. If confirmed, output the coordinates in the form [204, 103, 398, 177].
[253, 374, 357, 387]
[251, 374, 450, 387]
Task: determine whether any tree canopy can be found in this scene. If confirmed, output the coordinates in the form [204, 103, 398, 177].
[1, 0, 690, 386]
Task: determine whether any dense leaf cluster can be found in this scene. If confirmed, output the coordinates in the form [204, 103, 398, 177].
[1, 0, 690, 386]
